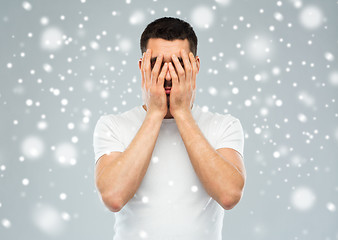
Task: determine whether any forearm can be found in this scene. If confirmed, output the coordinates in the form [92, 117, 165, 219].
[174, 111, 244, 208]
[98, 112, 163, 208]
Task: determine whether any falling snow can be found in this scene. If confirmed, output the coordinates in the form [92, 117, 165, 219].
[0, 0, 337, 239]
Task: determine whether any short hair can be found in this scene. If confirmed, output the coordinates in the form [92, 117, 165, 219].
[140, 17, 198, 56]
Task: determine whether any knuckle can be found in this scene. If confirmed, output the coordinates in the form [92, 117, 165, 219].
[144, 61, 149, 68]
[155, 67, 161, 74]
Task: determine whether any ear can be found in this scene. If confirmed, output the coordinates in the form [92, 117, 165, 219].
[138, 58, 142, 70]
[195, 56, 200, 74]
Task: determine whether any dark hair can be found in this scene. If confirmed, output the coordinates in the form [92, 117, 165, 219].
[140, 17, 198, 56]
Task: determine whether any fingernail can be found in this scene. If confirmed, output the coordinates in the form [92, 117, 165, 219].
[147, 49, 150, 53]
[172, 54, 176, 58]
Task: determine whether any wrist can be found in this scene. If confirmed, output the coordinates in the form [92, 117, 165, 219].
[172, 108, 192, 120]
[146, 111, 164, 121]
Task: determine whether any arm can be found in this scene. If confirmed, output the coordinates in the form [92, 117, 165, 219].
[96, 49, 169, 212]
[174, 111, 246, 210]
[167, 49, 245, 210]
[95, 112, 163, 212]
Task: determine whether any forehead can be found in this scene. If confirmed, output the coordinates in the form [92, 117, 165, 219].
[147, 38, 190, 59]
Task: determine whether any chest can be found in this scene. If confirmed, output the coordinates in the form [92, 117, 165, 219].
[131, 123, 218, 204]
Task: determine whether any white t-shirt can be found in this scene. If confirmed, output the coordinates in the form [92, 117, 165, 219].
[93, 104, 244, 240]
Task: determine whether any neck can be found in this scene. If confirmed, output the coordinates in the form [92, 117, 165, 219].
[142, 104, 194, 119]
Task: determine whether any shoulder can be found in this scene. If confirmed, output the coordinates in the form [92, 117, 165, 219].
[95, 114, 117, 126]
[196, 105, 240, 127]
[93, 114, 119, 137]
[94, 106, 143, 131]
[96, 106, 139, 123]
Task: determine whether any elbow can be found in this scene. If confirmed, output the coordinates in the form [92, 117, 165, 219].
[96, 179, 124, 212]
[221, 189, 244, 211]
[102, 192, 124, 212]
[222, 175, 246, 210]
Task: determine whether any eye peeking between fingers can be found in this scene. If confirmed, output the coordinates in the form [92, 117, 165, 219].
[150, 57, 184, 71]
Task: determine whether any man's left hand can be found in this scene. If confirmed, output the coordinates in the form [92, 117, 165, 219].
[168, 49, 198, 118]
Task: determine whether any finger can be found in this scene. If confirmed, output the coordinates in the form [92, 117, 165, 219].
[157, 62, 168, 87]
[151, 53, 163, 86]
[168, 62, 179, 85]
[142, 51, 147, 88]
[141, 52, 146, 88]
[171, 53, 185, 82]
[181, 49, 192, 86]
[188, 52, 197, 90]
[144, 49, 152, 85]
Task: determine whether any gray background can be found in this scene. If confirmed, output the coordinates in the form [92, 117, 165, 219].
[0, 0, 337, 239]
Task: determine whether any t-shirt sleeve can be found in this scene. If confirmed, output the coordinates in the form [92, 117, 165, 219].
[93, 115, 125, 164]
[215, 117, 245, 158]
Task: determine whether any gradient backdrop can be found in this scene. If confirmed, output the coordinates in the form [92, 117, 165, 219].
[0, 0, 337, 239]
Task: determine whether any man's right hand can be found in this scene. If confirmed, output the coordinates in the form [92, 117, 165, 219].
[141, 49, 168, 119]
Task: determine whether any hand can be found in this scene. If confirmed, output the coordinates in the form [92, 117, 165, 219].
[141, 49, 169, 119]
[168, 49, 197, 118]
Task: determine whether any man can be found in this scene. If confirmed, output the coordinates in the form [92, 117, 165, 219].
[93, 17, 246, 240]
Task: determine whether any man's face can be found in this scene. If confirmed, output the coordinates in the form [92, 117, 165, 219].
[141, 38, 193, 90]
[139, 38, 200, 115]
